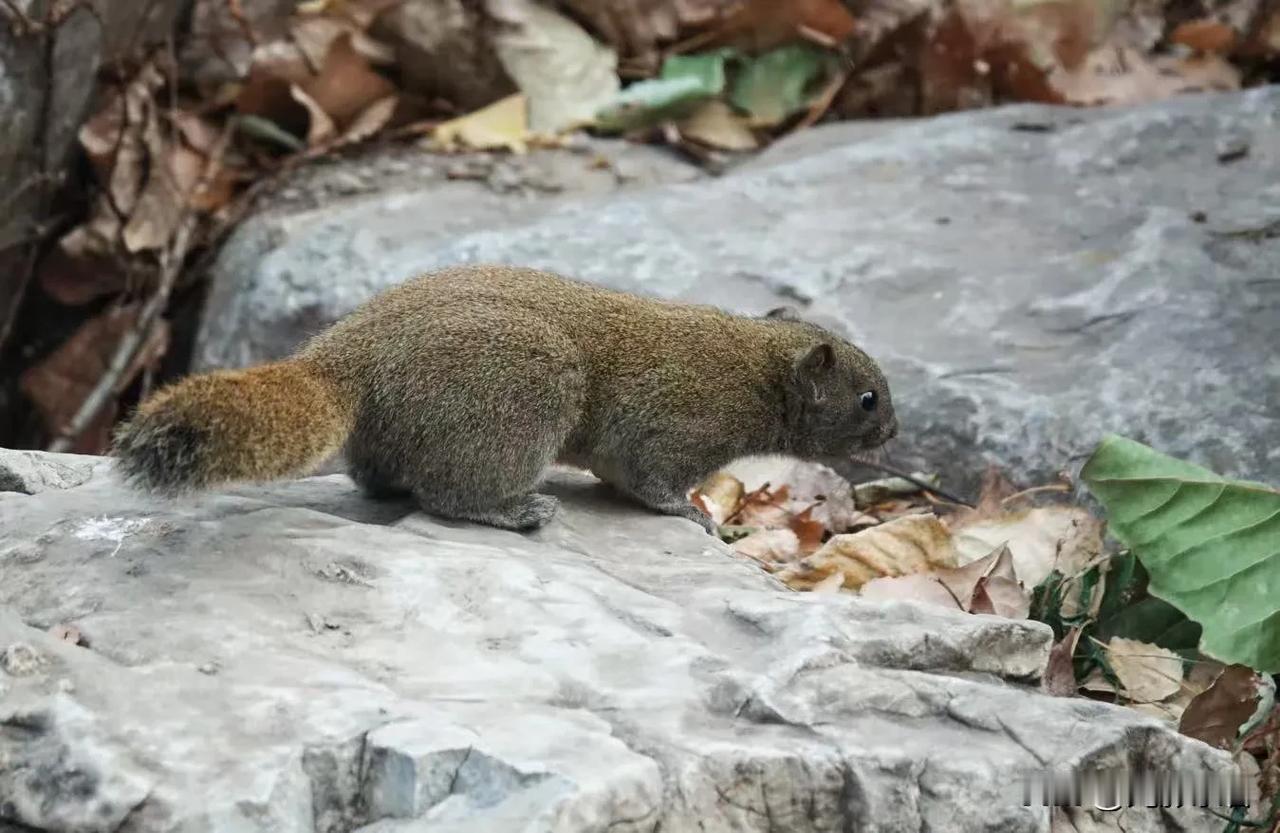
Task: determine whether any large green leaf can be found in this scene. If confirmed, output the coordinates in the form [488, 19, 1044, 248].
[1081, 435, 1280, 672]
[729, 44, 833, 127]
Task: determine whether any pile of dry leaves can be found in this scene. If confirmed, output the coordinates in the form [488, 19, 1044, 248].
[692, 457, 1279, 821]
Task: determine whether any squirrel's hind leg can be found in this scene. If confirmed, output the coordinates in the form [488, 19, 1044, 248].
[426, 492, 560, 531]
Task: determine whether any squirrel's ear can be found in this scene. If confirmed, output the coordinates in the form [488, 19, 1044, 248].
[792, 343, 835, 402]
[764, 306, 801, 322]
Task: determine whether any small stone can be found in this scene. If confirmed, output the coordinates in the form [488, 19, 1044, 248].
[197, 662, 219, 675]
[1, 642, 47, 677]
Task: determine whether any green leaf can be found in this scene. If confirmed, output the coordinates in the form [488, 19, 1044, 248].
[1081, 435, 1280, 672]
[729, 44, 833, 127]
[593, 50, 735, 134]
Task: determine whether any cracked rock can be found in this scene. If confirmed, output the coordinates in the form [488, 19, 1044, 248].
[0, 454, 1232, 831]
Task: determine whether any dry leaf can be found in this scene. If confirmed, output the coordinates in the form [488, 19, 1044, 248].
[788, 506, 826, 554]
[934, 543, 1016, 608]
[291, 84, 338, 146]
[339, 94, 399, 144]
[731, 528, 800, 563]
[1179, 665, 1266, 750]
[42, 202, 126, 305]
[969, 575, 1031, 619]
[432, 93, 530, 153]
[1043, 627, 1082, 697]
[678, 100, 758, 151]
[778, 513, 956, 591]
[489, 0, 621, 134]
[299, 31, 396, 128]
[693, 0, 858, 53]
[1105, 637, 1184, 704]
[1047, 45, 1240, 106]
[731, 484, 793, 529]
[951, 505, 1098, 587]
[859, 573, 964, 610]
[20, 305, 170, 452]
[1170, 18, 1238, 52]
[692, 470, 746, 525]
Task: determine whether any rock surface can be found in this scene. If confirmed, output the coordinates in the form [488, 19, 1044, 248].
[195, 87, 1280, 494]
[0, 448, 1233, 831]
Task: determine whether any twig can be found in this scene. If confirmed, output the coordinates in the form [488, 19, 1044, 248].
[843, 454, 975, 508]
[225, 0, 258, 48]
[47, 121, 236, 454]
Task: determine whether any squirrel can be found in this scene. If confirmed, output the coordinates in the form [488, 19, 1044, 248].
[113, 265, 897, 533]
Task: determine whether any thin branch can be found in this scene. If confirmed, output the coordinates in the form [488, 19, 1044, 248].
[840, 454, 975, 508]
[47, 121, 236, 454]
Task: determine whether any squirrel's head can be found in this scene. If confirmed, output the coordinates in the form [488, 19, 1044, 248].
[776, 324, 897, 459]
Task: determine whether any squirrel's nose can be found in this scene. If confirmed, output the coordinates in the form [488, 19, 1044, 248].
[881, 415, 899, 442]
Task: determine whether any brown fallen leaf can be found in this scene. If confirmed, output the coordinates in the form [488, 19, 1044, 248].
[788, 506, 826, 554]
[778, 512, 956, 591]
[1179, 665, 1265, 750]
[1043, 627, 1083, 697]
[20, 304, 170, 452]
[731, 483, 794, 529]
[1170, 18, 1238, 53]
[1103, 637, 1185, 704]
[969, 574, 1030, 619]
[731, 528, 801, 563]
[291, 84, 339, 146]
[299, 31, 396, 128]
[935, 543, 1016, 608]
[683, 0, 858, 53]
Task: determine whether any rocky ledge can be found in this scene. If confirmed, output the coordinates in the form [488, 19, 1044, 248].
[0, 448, 1230, 832]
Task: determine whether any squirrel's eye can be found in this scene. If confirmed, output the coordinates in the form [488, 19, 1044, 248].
[859, 391, 877, 412]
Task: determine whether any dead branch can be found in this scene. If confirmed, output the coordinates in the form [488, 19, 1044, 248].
[47, 121, 237, 454]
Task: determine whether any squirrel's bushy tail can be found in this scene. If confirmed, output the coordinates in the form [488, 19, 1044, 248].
[112, 359, 354, 494]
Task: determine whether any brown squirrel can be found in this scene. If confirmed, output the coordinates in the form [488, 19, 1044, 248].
[113, 265, 897, 532]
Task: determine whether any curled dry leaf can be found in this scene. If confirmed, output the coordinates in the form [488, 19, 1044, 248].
[731, 528, 800, 564]
[1179, 664, 1267, 750]
[1104, 637, 1184, 704]
[951, 504, 1099, 587]
[970, 575, 1030, 619]
[777, 512, 955, 591]
[691, 470, 745, 525]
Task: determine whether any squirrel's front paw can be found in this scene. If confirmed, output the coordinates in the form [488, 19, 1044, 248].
[660, 502, 716, 535]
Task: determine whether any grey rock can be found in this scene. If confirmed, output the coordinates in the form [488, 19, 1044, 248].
[0, 450, 1233, 831]
[196, 88, 1280, 494]
[0, 447, 105, 494]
